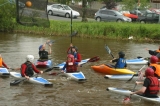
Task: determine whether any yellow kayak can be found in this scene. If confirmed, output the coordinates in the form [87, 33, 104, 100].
[91, 64, 135, 75]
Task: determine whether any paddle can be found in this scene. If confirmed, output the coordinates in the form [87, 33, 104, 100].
[10, 68, 53, 86]
[48, 56, 100, 75]
[105, 45, 114, 58]
[126, 65, 146, 82]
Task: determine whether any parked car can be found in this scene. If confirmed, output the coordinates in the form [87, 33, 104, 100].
[47, 4, 80, 18]
[94, 9, 132, 22]
[137, 13, 159, 23]
[149, 8, 160, 14]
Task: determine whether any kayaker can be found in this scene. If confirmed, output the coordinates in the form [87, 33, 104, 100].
[146, 46, 160, 56]
[39, 40, 52, 60]
[149, 55, 160, 79]
[0, 54, 10, 69]
[61, 54, 80, 73]
[130, 67, 159, 98]
[110, 51, 127, 68]
[71, 46, 81, 62]
[20, 55, 43, 79]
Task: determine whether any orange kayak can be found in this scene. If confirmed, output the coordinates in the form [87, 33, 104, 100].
[91, 64, 135, 75]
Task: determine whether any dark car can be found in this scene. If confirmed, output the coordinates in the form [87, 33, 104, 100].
[137, 13, 160, 23]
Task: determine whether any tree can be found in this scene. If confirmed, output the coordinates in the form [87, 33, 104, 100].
[103, 0, 117, 9]
[81, 0, 88, 22]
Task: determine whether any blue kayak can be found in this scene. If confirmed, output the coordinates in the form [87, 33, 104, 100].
[35, 59, 53, 68]
[126, 58, 148, 65]
[0, 68, 10, 76]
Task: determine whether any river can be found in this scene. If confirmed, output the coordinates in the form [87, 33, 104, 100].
[0, 32, 159, 106]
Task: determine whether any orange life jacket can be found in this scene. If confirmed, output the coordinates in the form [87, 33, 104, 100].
[0, 57, 3, 67]
[156, 49, 160, 53]
[150, 63, 160, 76]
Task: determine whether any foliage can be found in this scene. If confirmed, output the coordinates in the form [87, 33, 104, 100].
[103, 0, 117, 9]
[0, 0, 16, 32]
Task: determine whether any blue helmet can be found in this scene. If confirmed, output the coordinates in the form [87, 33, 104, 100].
[39, 45, 43, 50]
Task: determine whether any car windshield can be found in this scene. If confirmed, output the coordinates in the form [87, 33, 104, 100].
[114, 11, 123, 15]
[63, 5, 72, 10]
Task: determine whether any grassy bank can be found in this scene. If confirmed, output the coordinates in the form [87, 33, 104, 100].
[14, 20, 160, 42]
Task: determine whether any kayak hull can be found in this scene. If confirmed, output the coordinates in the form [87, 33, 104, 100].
[0, 68, 10, 77]
[126, 58, 148, 65]
[91, 64, 135, 75]
[62, 71, 86, 82]
[10, 72, 53, 85]
[107, 87, 160, 103]
[35, 59, 53, 68]
[53, 58, 90, 70]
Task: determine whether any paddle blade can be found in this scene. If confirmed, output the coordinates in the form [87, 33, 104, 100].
[44, 83, 53, 87]
[10, 79, 25, 86]
[71, 31, 78, 37]
[44, 67, 53, 73]
[88, 56, 100, 62]
[122, 97, 131, 104]
[105, 45, 111, 54]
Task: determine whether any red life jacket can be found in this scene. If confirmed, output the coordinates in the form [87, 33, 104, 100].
[66, 62, 77, 72]
[145, 77, 159, 95]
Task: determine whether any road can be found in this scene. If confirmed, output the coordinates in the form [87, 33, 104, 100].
[48, 15, 95, 22]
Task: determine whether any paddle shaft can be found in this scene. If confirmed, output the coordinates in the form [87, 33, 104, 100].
[71, 11, 73, 43]
[105, 45, 115, 58]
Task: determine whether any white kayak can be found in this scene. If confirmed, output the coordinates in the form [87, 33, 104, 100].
[10, 72, 53, 86]
[107, 87, 160, 103]
[53, 58, 90, 70]
[126, 58, 148, 65]
[0, 68, 10, 76]
[62, 71, 86, 82]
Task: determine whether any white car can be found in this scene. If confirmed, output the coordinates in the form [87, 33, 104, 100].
[47, 4, 80, 18]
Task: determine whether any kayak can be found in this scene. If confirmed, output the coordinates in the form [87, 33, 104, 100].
[10, 72, 53, 86]
[53, 58, 90, 70]
[0, 68, 10, 77]
[91, 64, 135, 75]
[62, 71, 86, 82]
[107, 87, 160, 103]
[104, 74, 144, 81]
[35, 59, 53, 68]
[126, 58, 148, 65]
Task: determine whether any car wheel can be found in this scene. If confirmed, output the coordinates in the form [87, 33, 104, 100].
[140, 20, 145, 23]
[117, 19, 122, 22]
[96, 17, 101, 22]
[65, 13, 70, 18]
[48, 10, 53, 15]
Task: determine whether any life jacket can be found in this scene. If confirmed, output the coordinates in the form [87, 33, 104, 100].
[150, 63, 160, 77]
[145, 77, 159, 95]
[21, 62, 34, 77]
[66, 62, 77, 72]
[156, 49, 160, 53]
[115, 58, 126, 68]
[0, 57, 2, 67]
[39, 50, 48, 59]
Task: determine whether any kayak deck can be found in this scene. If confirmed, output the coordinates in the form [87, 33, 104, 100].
[35, 59, 53, 68]
[0, 68, 10, 76]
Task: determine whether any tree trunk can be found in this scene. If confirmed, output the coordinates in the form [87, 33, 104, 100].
[82, 0, 88, 22]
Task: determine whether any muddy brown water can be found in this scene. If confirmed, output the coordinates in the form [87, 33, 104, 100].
[0, 32, 159, 106]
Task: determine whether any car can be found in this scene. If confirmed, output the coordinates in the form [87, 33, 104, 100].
[149, 8, 160, 14]
[94, 9, 132, 22]
[47, 4, 80, 18]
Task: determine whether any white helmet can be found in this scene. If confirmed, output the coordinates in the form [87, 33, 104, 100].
[26, 55, 34, 62]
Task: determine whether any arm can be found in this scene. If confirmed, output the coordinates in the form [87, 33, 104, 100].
[48, 45, 51, 55]
[2, 61, 9, 69]
[21, 64, 27, 77]
[75, 53, 81, 62]
[61, 64, 67, 72]
[110, 58, 118, 63]
[31, 64, 41, 73]
[132, 86, 146, 95]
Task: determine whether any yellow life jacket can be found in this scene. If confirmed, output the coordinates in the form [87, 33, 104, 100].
[0, 57, 3, 67]
[150, 63, 160, 76]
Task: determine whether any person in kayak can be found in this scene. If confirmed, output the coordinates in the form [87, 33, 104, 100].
[61, 54, 80, 73]
[146, 46, 160, 56]
[71, 46, 81, 62]
[0, 54, 10, 69]
[130, 67, 159, 98]
[110, 51, 127, 68]
[20, 55, 43, 79]
[149, 55, 160, 79]
[39, 40, 52, 60]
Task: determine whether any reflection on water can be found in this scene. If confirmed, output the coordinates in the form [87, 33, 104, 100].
[0, 32, 159, 106]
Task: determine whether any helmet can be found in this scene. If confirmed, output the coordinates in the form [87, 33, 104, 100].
[39, 45, 43, 50]
[72, 46, 78, 51]
[150, 55, 158, 63]
[26, 55, 34, 62]
[118, 51, 125, 58]
[145, 67, 154, 77]
[67, 54, 74, 62]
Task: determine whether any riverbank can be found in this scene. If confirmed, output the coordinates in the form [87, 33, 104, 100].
[13, 20, 160, 42]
